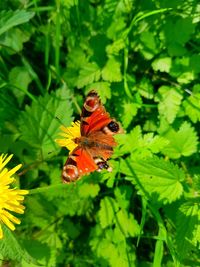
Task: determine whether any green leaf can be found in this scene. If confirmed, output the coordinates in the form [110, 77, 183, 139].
[176, 201, 199, 260]
[22, 239, 50, 266]
[190, 54, 200, 73]
[99, 197, 119, 229]
[161, 122, 198, 158]
[116, 126, 168, 157]
[78, 183, 100, 198]
[107, 17, 126, 40]
[76, 62, 101, 88]
[115, 126, 142, 156]
[106, 38, 126, 55]
[0, 225, 37, 264]
[183, 88, 200, 123]
[9, 66, 32, 104]
[177, 71, 195, 84]
[173, 18, 195, 45]
[114, 185, 133, 210]
[0, 28, 31, 53]
[0, 10, 35, 36]
[121, 102, 138, 128]
[102, 57, 122, 82]
[152, 57, 172, 73]
[18, 85, 73, 157]
[85, 81, 111, 103]
[164, 17, 195, 46]
[139, 31, 158, 60]
[125, 156, 184, 204]
[155, 86, 183, 124]
[137, 77, 154, 99]
[115, 209, 140, 237]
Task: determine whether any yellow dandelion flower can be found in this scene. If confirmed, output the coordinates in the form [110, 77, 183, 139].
[55, 121, 81, 153]
[0, 154, 29, 239]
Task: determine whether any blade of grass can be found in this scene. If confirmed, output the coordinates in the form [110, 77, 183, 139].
[55, 0, 61, 76]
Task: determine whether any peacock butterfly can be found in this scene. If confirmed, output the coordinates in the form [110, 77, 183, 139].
[62, 90, 122, 183]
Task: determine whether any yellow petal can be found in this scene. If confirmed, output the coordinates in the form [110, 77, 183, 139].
[0, 154, 13, 172]
[0, 214, 16, 231]
[2, 210, 21, 225]
[0, 225, 3, 239]
[7, 164, 22, 177]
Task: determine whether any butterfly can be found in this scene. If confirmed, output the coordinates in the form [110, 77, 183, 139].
[62, 90, 122, 183]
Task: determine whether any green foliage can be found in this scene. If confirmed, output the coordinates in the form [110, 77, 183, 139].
[124, 156, 184, 204]
[0, 0, 200, 266]
[18, 85, 73, 158]
[0, 225, 37, 264]
[0, 10, 35, 36]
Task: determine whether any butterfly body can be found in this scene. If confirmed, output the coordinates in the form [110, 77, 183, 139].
[62, 90, 122, 183]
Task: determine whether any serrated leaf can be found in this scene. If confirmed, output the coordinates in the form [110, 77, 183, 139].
[18, 85, 73, 157]
[76, 62, 101, 88]
[170, 57, 190, 78]
[115, 209, 140, 237]
[115, 126, 142, 156]
[116, 126, 168, 158]
[114, 186, 133, 210]
[176, 202, 199, 260]
[152, 57, 172, 73]
[125, 156, 184, 204]
[183, 90, 200, 123]
[107, 17, 126, 40]
[161, 122, 198, 158]
[155, 86, 183, 123]
[78, 183, 100, 198]
[102, 57, 122, 82]
[0, 10, 35, 36]
[137, 77, 154, 99]
[99, 197, 119, 229]
[0, 225, 37, 264]
[106, 38, 126, 55]
[177, 71, 195, 84]
[121, 102, 138, 128]
[85, 81, 111, 103]
[147, 135, 169, 153]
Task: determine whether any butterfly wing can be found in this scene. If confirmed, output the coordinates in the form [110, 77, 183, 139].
[81, 90, 121, 136]
[62, 147, 97, 183]
[62, 90, 122, 183]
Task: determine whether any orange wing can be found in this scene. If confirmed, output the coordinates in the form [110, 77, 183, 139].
[62, 147, 97, 183]
[81, 91, 121, 136]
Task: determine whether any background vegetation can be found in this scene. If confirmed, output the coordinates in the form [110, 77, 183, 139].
[0, 0, 200, 266]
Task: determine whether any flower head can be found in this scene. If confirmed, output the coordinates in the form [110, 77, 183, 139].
[55, 121, 81, 153]
[0, 154, 28, 239]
